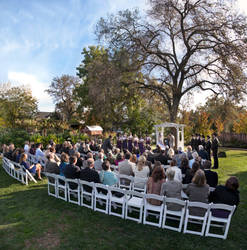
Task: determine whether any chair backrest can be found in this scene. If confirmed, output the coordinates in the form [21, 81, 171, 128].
[210, 203, 236, 218]
[94, 183, 109, 195]
[145, 193, 164, 204]
[132, 177, 147, 192]
[109, 186, 127, 197]
[118, 174, 133, 189]
[66, 178, 79, 190]
[127, 189, 145, 199]
[164, 197, 187, 206]
[79, 180, 95, 193]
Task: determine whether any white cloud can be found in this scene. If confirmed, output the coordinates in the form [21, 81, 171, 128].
[7, 71, 54, 112]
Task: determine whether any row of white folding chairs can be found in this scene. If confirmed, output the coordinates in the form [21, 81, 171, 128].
[45, 172, 235, 239]
[2, 157, 37, 185]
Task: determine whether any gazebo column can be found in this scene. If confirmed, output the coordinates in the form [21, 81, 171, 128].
[182, 126, 184, 151]
[176, 126, 179, 150]
[161, 126, 164, 144]
[155, 126, 158, 145]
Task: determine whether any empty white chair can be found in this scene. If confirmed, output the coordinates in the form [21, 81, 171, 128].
[162, 197, 187, 232]
[183, 201, 211, 236]
[46, 173, 57, 197]
[125, 190, 145, 223]
[205, 203, 236, 239]
[132, 177, 147, 193]
[143, 194, 164, 228]
[94, 183, 109, 214]
[66, 178, 80, 205]
[57, 175, 67, 201]
[118, 174, 133, 190]
[79, 180, 95, 209]
[109, 186, 127, 218]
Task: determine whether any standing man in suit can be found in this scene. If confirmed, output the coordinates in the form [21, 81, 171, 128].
[212, 133, 219, 169]
[102, 135, 113, 154]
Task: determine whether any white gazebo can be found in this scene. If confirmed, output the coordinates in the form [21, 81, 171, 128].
[154, 122, 186, 150]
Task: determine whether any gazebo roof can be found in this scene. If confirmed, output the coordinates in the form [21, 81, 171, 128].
[154, 122, 186, 128]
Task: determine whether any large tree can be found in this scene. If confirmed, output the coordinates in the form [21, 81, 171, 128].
[0, 84, 38, 128]
[96, 0, 247, 122]
[46, 75, 81, 122]
[76, 46, 162, 132]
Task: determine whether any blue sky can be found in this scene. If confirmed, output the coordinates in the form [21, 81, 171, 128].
[0, 0, 147, 111]
[0, 0, 246, 111]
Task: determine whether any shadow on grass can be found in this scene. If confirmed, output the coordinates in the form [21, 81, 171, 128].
[1, 168, 247, 249]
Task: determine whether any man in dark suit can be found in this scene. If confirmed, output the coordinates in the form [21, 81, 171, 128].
[205, 135, 212, 160]
[80, 158, 100, 184]
[64, 156, 81, 189]
[202, 160, 218, 187]
[102, 135, 113, 154]
[212, 132, 219, 169]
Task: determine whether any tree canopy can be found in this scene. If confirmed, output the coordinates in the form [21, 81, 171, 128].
[46, 75, 81, 122]
[0, 84, 38, 128]
[96, 0, 247, 122]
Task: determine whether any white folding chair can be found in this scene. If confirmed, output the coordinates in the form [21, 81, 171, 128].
[94, 183, 109, 214]
[109, 186, 127, 218]
[118, 174, 133, 190]
[205, 203, 236, 239]
[79, 180, 95, 209]
[57, 175, 67, 201]
[125, 190, 145, 223]
[66, 178, 80, 205]
[46, 173, 57, 197]
[162, 197, 187, 232]
[132, 177, 147, 193]
[143, 194, 164, 228]
[183, 201, 211, 236]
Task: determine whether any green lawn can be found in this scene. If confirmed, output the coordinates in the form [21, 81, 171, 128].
[0, 149, 247, 250]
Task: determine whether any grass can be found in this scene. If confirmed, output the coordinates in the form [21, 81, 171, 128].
[0, 149, 247, 250]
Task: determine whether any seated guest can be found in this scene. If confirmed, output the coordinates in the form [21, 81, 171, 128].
[107, 152, 115, 165]
[202, 160, 218, 187]
[167, 148, 174, 160]
[19, 153, 42, 180]
[49, 147, 60, 164]
[4, 143, 15, 161]
[29, 143, 36, 155]
[198, 145, 209, 160]
[94, 152, 104, 171]
[64, 156, 81, 189]
[186, 146, 193, 160]
[185, 169, 209, 216]
[133, 156, 150, 188]
[80, 158, 100, 183]
[115, 152, 124, 166]
[118, 152, 135, 177]
[59, 153, 69, 176]
[209, 176, 239, 218]
[189, 151, 200, 168]
[180, 157, 190, 175]
[169, 159, 182, 182]
[155, 150, 168, 165]
[24, 141, 29, 153]
[160, 167, 182, 210]
[130, 154, 137, 164]
[153, 145, 161, 154]
[74, 152, 83, 168]
[44, 153, 60, 174]
[35, 143, 45, 160]
[64, 156, 81, 179]
[82, 152, 94, 169]
[99, 160, 118, 186]
[147, 166, 166, 205]
[183, 161, 200, 184]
